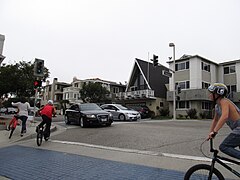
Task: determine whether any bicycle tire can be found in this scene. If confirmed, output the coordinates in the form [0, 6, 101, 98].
[184, 164, 224, 180]
[36, 130, 43, 146]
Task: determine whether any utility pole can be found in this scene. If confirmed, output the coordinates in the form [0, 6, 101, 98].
[169, 43, 176, 120]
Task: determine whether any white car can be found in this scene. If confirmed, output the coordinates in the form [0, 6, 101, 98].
[101, 104, 141, 121]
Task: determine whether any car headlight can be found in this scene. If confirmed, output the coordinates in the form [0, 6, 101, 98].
[109, 113, 113, 117]
[86, 114, 96, 118]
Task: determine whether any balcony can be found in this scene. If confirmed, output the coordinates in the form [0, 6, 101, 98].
[167, 89, 210, 101]
[115, 89, 155, 100]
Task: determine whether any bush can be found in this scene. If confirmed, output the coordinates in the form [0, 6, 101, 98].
[149, 111, 155, 119]
[159, 108, 169, 116]
[199, 111, 212, 119]
[186, 108, 198, 119]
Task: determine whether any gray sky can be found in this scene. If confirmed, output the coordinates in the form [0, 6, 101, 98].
[1, 0, 240, 84]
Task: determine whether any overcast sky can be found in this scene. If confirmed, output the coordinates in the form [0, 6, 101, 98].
[1, 0, 240, 84]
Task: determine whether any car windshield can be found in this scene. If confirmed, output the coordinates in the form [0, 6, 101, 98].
[80, 103, 102, 111]
[114, 104, 129, 110]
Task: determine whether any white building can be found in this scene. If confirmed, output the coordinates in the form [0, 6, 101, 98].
[167, 55, 240, 118]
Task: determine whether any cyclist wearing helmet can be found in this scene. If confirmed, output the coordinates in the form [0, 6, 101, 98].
[208, 83, 240, 159]
[36, 100, 56, 140]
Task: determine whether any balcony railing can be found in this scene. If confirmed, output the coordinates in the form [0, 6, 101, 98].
[167, 89, 210, 101]
[115, 89, 155, 100]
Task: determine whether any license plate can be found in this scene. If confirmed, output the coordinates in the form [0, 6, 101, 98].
[101, 118, 107, 122]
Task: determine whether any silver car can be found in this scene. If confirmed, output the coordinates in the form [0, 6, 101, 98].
[101, 104, 141, 121]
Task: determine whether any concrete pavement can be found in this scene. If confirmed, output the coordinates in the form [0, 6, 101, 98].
[0, 118, 238, 179]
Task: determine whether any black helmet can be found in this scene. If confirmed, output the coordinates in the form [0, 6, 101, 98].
[208, 83, 228, 97]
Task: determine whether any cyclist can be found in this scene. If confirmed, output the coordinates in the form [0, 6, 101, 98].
[36, 100, 56, 140]
[208, 83, 240, 159]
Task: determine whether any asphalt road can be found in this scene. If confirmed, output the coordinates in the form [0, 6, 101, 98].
[52, 118, 231, 158]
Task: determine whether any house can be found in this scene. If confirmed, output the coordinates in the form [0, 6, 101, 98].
[63, 77, 126, 105]
[115, 58, 169, 115]
[41, 78, 71, 112]
[167, 54, 240, 118]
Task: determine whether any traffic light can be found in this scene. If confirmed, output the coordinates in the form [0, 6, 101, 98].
[153, 54, 158, 67]
[34, 58, 44, 77]
[176, 96, 180, 101]
[177, 85, 181, 94]
[34, 80, 42, 88]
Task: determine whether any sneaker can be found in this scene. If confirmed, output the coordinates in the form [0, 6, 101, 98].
[6, 126, 10, 131]
[23, 130, 27, 133]
[20, 133, 23, 137]
[44, 137, 49, 141]
[35, 126, 39, 133]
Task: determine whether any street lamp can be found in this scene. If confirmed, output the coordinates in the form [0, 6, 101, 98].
[169, 43, 176, 120]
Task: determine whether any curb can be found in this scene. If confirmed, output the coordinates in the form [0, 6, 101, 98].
[17, 125, 57, 142]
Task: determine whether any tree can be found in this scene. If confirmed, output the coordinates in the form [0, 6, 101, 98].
[0, 61, 49, 98]
[80, 82, 110, 103]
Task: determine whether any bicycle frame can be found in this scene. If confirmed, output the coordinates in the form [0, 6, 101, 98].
[210, 139, 240, 178]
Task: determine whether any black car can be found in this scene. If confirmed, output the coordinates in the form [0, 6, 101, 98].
[65, 103, 113, 127]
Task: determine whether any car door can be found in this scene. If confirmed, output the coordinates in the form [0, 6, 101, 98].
[102, 105, 117, 120]
[108, 105, 120, 120]
[72, 104, 81, 123]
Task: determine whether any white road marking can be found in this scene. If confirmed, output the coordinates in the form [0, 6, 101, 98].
[50, 139, 212, 162]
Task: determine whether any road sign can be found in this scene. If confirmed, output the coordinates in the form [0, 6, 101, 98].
[162, 70, 172, 78]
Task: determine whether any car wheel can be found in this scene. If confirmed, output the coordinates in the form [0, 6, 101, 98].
[80, 117, 86, 128]
[64, 115, 70, 125]
[119, 114, 126, 121]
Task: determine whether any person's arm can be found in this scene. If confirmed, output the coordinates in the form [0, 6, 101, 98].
[52, 106, 56, 116]
[208, 110, 219, 139]
[213, 100, 229, 133]
[11, 102, 19, 107]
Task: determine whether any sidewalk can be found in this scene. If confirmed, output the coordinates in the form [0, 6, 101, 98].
[0, 117, 57, 147]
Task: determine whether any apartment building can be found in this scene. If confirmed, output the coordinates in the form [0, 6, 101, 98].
[167, 55, 240, 118]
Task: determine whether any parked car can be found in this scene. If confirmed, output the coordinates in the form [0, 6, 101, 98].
[128, 105, 151, 119]
[101, 104, 141, 121]
[65, 103, 113, 128]
[6, 107, 18, 114]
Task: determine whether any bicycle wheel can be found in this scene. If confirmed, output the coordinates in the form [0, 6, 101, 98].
[36, 130, 43, 146]
[184, 164, 224, 180]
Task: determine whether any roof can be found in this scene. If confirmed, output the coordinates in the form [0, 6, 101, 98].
[167, 54, 219, 65]
[127, 58, 169, 98]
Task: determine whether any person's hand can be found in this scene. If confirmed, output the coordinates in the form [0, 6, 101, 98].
[207, 131, 217, 140]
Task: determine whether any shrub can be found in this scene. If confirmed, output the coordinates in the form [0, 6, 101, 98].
[186, 108, 198, 119]
[159, 108, 169, 116]
[199, 111, 212, 119]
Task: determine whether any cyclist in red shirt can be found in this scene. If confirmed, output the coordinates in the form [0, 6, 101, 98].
[36, 100, 56, 140]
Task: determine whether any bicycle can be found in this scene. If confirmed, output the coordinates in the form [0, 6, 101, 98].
[7, 115, 19, 139]
[184, 138, 240, 180]
[36, 125, 49, 146]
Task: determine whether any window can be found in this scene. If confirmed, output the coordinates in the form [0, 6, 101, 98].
[202, 82, 210, 89]
[176, 81, 190, 89]
[175, 61, 189, 71]
[201, 62, 210, 72]
[227, 85, 237, 93]
[202, 101, 212, 110]
[176, 101, 190, 109]
[224, 65, 236, 74]
[113, 87, 119, 93]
